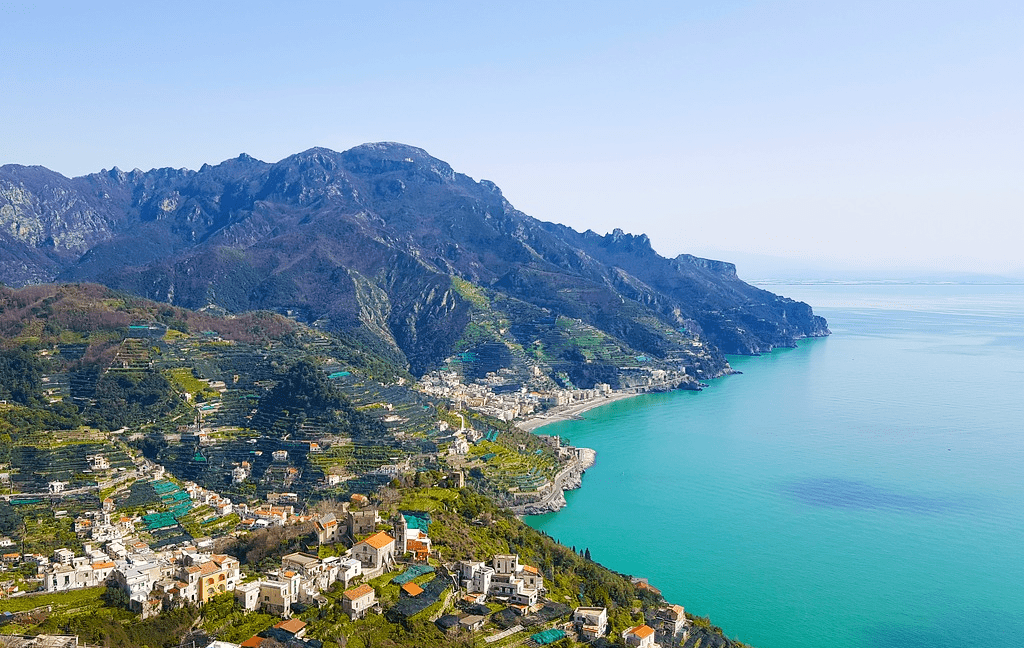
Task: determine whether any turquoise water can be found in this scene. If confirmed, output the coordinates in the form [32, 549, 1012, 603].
[526, 284, 1024, 648]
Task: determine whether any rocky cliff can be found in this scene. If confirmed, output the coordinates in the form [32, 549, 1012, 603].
[0, 143, 828, 380]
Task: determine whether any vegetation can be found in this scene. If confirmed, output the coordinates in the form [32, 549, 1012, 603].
[90, 370, 180, 431]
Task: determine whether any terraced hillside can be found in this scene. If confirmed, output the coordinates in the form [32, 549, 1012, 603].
[0, 283, 565, 507]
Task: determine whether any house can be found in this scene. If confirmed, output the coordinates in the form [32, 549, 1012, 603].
[234, 581, 262, 611]
[197, 560, 232, 603]
[52, 548, 74, 565]
[259, 580, 292, 617]
[573, 607, 608, 641]
[342, 583, 376, 620]
[521, 564, 544, 591]
[348, 508, 378, 536]
[351, 531, 395, 569]
[622, 625, 657, 647]
[654, 604, 687, 642]
[273, 618, 307, 639]
[281, 552, 321, 579]
[314, 513, 343, 545]
[330, 556, 362, 587]
[510, 588, 538, 608]
[492, 554, 520, 575]
[459, 614, 487, 631]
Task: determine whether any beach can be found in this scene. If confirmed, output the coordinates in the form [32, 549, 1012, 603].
[516, 390, 643, 432]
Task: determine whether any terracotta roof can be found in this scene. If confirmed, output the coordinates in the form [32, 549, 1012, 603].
[199, 561, 220, 575]
[401, 582, 423, 597]
[274, 618, 307, 634]
[361, 531, 394, 550]
[92, 561, 115, 569]
[635, 581, 662, 596]
[344, 583, 374, 600]
[627, 625, 655, 639]
[283, 570, 296, 578]
[185, 565, 202, 573]
[240, 638, 265, 648]
[522, 565, 539, 575]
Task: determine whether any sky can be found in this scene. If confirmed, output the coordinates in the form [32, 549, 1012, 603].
[2, 0, 1022, 279]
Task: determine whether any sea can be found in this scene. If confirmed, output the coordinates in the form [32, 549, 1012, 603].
[525, 283, 1024, 648]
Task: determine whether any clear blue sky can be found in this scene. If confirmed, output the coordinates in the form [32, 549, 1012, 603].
[2, 1, 1022, 276]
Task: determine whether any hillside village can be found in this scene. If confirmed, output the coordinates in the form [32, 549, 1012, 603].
[0, 477, 706, 648]
[0, 286, 749, 648]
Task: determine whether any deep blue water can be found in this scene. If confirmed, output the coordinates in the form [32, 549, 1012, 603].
[526, 284, 1024, 648]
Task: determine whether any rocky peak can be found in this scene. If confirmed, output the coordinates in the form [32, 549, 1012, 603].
[673, 254, 737, 276]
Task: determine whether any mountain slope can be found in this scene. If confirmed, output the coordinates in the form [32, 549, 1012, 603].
[0, 143, 828, 378]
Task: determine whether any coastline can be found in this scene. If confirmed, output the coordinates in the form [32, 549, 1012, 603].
[515, 390, 646, 432]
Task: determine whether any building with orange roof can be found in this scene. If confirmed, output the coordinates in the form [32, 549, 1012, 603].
[194, 557, 240, 603]
[274, 618, 307, 638]
[622, 624, 656, 647]
[240, 637, 265, 648]
[351, 531, 395, 569]
[342, 583, 376, 620]
[521, 564, 544, 591]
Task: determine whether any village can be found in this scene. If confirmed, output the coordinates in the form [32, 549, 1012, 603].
[0, 466, 693, 648]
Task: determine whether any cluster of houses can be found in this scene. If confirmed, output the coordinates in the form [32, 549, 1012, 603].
[8, 468, 695, 648]
[570, 602, 687, 647]
[456, 553, 543, 612]
[40, 539, 242, 616]
[30, 504, 431, 627]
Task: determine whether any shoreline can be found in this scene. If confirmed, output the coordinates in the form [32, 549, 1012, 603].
[516, 390, 646, 433]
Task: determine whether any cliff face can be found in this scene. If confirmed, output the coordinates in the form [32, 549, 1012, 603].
[0, 143, 828, 376]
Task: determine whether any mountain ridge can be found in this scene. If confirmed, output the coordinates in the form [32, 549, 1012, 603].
[0, 143, 828, 380]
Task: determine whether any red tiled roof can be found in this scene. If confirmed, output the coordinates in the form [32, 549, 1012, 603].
[344, 583, 374, 600]
[199, 561, 220, 575]
[627, 625, 655, 639]
[274, 618, 307, 634]
[361, 531, 394, 550]
[240, 638, 265, 648]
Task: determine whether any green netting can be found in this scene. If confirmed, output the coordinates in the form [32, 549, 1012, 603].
[392, 565, 434, 585]
[531, 629, 565, 645]
[481, 453, 497, 461]
[144, 512, 177, 530]
[403, 512, 431, 531]
[170, 502, 192, 517]
[152, 480, 177, 494]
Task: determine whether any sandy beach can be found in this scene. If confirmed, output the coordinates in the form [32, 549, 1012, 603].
[516, 390, 644, 432]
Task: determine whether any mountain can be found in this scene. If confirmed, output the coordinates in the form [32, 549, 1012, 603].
[0, 143, 828, 380]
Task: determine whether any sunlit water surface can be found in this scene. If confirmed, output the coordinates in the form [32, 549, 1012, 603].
[526, 284, 1024, 648]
